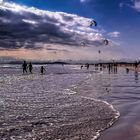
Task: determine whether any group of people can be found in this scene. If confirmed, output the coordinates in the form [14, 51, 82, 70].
[80, 63, 118, 73]
[22, 61, 45, 74]
[80, 63, 90, 70]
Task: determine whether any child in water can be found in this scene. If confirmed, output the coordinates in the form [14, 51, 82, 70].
[40, 66, 45, 74]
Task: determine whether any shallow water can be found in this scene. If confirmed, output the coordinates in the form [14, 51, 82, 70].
[97, 69, 140, 140]
[76, 67, 140, 140]
[0, 64, 118, 140]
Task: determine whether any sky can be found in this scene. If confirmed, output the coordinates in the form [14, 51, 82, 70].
[0, 0, 140, 61]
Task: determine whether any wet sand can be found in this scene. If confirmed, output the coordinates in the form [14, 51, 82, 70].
[74, 67, 140, 140]
[98, 68, 140, 140]
[0, 65, 118, 140]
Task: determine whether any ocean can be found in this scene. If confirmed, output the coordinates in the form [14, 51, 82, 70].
[0, 64, 123, 140]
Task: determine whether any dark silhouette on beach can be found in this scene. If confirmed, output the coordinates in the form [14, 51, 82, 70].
[134, 61, 138, 70]
[135, 71, 139, 82]
[28, 62, 33, 74]
[85, 63, 89, 70]
[99, 63, 103, 71]
[108, 64, 112, 74]
[106, 62, 118, 74]
[22, 61, 28, 74]
[40, 66, 45, 74]
[126, 68, 129, 74]
[95, 64, 98, 70]
[113, 63, 118, 74]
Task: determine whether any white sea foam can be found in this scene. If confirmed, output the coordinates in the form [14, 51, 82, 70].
[77, 96, 120, 140]
[64, 88, 77, 95]
[64, 85, 120, 140]
[67, 71, 120, 140]
[0, 64, 120, 140]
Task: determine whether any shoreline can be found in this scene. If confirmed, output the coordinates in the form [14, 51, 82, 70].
[70, 71, 120, 140]
[80, 96, 120, 140]
[0, 65, 120, 140]
[94, 68, 140, 140]
[1, 65, 140, 140]
[72, 67, 140, 140]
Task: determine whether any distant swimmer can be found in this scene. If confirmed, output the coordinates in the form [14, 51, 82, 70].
[40, 66, 46, 74]
[81, 65, 83, 69]
[28, 62, 33, 74]
[22, 61, 28, 74]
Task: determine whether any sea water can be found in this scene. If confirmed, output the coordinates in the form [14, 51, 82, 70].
[0, 64, 119, 140]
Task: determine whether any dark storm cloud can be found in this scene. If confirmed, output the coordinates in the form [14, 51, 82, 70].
[0, 1, 105, 50]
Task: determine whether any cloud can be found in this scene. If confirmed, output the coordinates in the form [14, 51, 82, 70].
[108, 31, 120, 38]
[80, 0, 86, 3]
[80, 0, 90, 3]
[131, 0, 140, 11]
[0, 1, 107, 50]
[119, 2, 124, 8]
[0, 1, 123, 61]
[120, 0, 140, 12]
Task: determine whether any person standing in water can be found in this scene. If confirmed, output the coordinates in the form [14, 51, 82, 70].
[22, 61, 28, 74]
[134, 61, 138, 71]
[87, 63, 89, 70]
[40, 66, 45, 74]
[28, 62, 33, 74]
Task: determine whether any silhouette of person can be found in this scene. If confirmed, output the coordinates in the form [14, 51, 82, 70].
[86, 63, 89, 70]
[135, 71, 139, 82]
[108, 63, 111, 74]
[95, 64, 98, 70]
[100, 63, 103, 71]
[114, 63, 118, 74]
[28, 62, 33, 74]
[40, 66, 45, 74]
[134, 61, 138, 70]
[81, 65, 83, 69]
[126, 68, 129, 74]
[22, 61, 28, 74]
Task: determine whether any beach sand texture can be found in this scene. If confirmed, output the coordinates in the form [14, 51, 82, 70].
[0, 65, 118, 140]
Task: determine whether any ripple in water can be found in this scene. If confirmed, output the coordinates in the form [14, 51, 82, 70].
[0, 65, 119, 140]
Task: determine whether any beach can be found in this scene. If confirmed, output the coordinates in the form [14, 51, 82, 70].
[74, 66, 140, 140]
[0, 64, 119, 140]
[0, 64, 140, 140]
[1, 0, 140, 139]
[98, 68, 140, 140]
[75, 65, 140, 140]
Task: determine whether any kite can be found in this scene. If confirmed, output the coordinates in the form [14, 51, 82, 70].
[90, 20, 97, 27]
